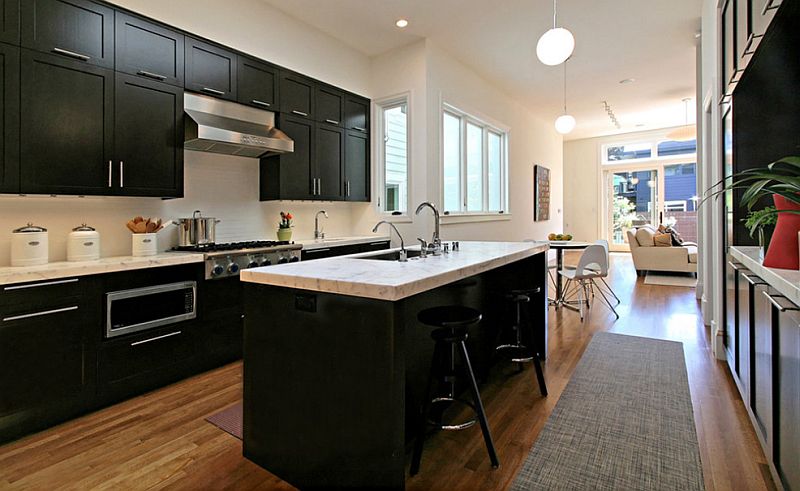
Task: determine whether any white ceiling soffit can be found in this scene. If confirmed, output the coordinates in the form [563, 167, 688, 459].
[261, 0, 702, 141]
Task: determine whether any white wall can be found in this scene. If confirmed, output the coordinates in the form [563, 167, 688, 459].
[0, 0, 372, 266]
[563, 126, 697, 242]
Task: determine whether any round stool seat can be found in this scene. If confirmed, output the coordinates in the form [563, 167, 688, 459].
[431, 326, 469, 343]
[506, 293, 531, 303]
[418, 305, 482, 328]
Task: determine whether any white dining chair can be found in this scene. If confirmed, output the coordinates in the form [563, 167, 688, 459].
[593, 239, 621, 305]
[558, 244, 619, 322]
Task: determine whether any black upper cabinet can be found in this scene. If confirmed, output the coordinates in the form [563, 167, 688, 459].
[21, 0, 114, 69]
[114, 73, 183, 198]
[737, 0, 753, 63]
[0, 0, 19, 45]
[345, 129, 369, 202]
[185, 37, 237, 101]
[345, 95, 369, 132]
[237, 56, 278, 110]
[316, 85, 344, 126]
[20, 49, 113, 195]
[260, 114, 315, 201]
[721, 0, 737, 93]
[315, 124, 343, 200]
[115, 12, 184, 87]
[0, 44, 19, 194]
[280, 71, 314, 119]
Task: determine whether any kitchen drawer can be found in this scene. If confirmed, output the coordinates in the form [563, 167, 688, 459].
[358, 240, 390, 253]
[0, 277, 89, 311]
[98, 323, 196, 387]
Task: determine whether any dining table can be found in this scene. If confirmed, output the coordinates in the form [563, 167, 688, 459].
[548, 240, 592, 307]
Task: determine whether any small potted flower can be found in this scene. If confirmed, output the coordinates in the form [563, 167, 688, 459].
[277, 211, 293, 241]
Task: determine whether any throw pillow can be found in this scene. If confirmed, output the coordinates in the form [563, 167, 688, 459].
[666, 227, 684, 246]
[654, 233, 673, 247]
[635, 227, 656, 247]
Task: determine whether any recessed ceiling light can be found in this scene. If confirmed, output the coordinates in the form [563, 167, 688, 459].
[395, 19, 409, 28]
[619, 78, 635, 84]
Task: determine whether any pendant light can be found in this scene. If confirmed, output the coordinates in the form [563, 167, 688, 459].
[666, 98, 696, 141]
[555, 61, 576, 134]
[536, 0, 575, 66]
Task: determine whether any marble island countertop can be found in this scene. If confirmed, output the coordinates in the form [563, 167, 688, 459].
[730, 246, 800, 306]
[295, 235, 391, 250]
[0, 253, 204, 286]
[241, 241, 549, 301]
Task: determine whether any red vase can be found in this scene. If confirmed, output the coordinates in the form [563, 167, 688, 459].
[763, 194, 800, 269]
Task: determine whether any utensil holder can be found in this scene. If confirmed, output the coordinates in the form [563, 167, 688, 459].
[132, 233, 157, 257]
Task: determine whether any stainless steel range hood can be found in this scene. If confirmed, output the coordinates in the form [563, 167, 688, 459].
[184, 92, 294, 158]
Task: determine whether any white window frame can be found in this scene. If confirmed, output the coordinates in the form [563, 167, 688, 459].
[601, 138, 698, 165]
[439, 101, 510, 222]
[374, 92, 411, 220]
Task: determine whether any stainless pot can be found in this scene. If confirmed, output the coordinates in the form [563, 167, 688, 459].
[176, 210, 221, 246]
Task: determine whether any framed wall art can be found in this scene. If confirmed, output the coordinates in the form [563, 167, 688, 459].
[534, 165, 550, 221]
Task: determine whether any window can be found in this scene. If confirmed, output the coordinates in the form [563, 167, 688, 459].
[605, 143, 652, 162]
[377, 96, 409, 214]
[657, 139, 697, 157]
[441, 104, 508, 215]
[603, 138, 697, 164]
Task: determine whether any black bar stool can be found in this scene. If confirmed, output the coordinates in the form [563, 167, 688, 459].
[496, 288, 547, 397]
[410, 305, 499, 476]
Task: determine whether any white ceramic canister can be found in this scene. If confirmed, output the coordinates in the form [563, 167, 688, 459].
[132, 233, 158, 257]
[11, 223, 49, 266]
[67, 224, 101, 261]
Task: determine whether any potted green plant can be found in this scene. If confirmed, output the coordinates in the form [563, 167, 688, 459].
[743, 206, 777, 259]
[277, 211, 293, 242]
[705, 156, 800, 269]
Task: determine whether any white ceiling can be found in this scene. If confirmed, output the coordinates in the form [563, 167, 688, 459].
[261, 0, 702, 141]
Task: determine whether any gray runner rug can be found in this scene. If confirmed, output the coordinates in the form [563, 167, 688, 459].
[511, 332, 704, 490]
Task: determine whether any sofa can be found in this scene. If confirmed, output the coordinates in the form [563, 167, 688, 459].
[626, 225, 697, 276]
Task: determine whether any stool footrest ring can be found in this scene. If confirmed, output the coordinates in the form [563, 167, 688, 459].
[427, 397, 478, 430]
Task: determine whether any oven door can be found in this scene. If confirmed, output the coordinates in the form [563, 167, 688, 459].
[106, 281, 197, 338]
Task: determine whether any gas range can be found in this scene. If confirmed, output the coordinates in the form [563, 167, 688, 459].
[173, 241, 303, 280]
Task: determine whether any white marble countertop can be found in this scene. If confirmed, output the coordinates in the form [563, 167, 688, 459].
[730, 246, 800, 306]
[0, 253, 203, 286]
[295, 235, 391, 251]
[241, 241, 549, 301]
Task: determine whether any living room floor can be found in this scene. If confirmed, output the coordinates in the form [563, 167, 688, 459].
[0, 253, 774, 490]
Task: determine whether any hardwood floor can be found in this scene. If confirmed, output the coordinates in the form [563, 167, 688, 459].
[0, 253, 774, 490]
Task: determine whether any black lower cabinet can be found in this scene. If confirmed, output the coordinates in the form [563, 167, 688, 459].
[0, 43, 19, 193]
[0, 276, 100, 443]
[301, 240, 390, 261]
[725, 258, 741, 374]
[738, 270, 755, 401]
[776, 305, 800, 491]
[752, 283, 773, 451]
[20, 49, 114, 195]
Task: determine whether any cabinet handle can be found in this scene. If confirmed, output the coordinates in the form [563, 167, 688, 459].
[120, 161, 124, 188]
[202, 87, 225, 96]
[762, 0, 780, 14]
[727, 260, 743, 271]
[741, 272, 767, 285]
[369, 241, 388, 246]
[306, 248, 331, 253]
[3, 305, 78, 323]
[130, 330, 182, 346]
[52, 47, 90, 61]
[4, 278, 78, 291]
[108, 160, 113, 187]
[317, 178, 321, 195]
[762, 291, 800, 312]
[353, 126, 367, 132]
[137, 70, 167, 81]
[312, 178, 317, 195]
[325, 119, 340, 125]
[251, 99, 271, 108]
[346, 180, 351, 197]
[292, 110, 308, 117]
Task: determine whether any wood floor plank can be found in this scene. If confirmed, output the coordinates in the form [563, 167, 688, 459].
[0, 253, 773, 490]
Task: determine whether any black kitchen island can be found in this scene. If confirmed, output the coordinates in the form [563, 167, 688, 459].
[240, 241, 549, 489]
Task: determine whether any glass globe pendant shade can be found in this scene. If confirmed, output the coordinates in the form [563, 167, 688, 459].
[536, 27, 575, 66]
[555, 114, 576, 134]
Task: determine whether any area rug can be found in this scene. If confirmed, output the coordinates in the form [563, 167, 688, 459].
[205, 402, 243, 440]
[644, 273, 697, 288]
[511, 332, 704, 491]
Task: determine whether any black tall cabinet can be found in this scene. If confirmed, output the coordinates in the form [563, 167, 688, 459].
[0, 43, 18, 193]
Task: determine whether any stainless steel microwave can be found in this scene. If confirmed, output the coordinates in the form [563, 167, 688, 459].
[105, 281, 197, 338]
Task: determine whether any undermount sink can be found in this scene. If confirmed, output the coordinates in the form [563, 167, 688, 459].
[357, 249, 424, 261]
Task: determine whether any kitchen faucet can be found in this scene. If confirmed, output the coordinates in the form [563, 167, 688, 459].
[414, 201, 441, 255]
[314, 210, 328, 239]
[372, 221, 407, 262]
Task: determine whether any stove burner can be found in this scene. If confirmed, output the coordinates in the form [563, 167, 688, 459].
[173, 240, 291, 252]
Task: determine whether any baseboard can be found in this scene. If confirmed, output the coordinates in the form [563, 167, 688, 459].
[711, 320, 726, 360]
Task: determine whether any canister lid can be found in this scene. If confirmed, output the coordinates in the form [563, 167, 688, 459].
[72, 223, 96, 232]
[13, 222, 47, 233]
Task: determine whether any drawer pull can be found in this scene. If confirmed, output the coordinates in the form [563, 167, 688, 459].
[292, 110, 308, 117]
[762, 291, 800, 312]
[52, 47, 90, 61]
[741, 272, 767, 285]
[306, 248, 331, 253]
[3, 305, 78, 322]
[131, 331, 181, 346]
[353, 126, 367, 132]
[4, 278, 79, 291]
[325, 119, 340, 125]
[251, 99, 271, 108]
[369, 242, 388, 246]
[137, 70, 167, 81]
[201, 87, 225, 96]
[727, 260, 743, 271]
